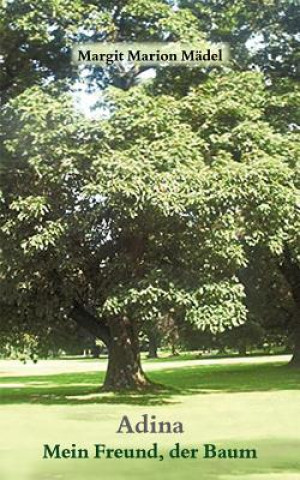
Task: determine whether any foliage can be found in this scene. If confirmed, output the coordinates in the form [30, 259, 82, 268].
[0, 0, 201, 102]
[0, 1, 299, 378]
[1, 63, 298, 352]
[179, 0, 300, 79]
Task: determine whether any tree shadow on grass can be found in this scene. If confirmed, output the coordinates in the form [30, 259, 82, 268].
[0, 362, 299, 406]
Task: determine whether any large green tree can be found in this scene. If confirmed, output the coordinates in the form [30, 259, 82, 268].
[1, 69, 298, 389]
[1, 0, 299, 390]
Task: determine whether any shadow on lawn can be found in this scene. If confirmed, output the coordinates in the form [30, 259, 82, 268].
[0, 362, 300, 406]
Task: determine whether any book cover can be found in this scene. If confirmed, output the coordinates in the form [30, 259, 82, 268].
[0, 1, 299, 480]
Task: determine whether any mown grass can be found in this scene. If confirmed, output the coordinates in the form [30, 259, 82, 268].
[143, 348, 289, 362]
[1, 361, 299, 406]
[1, 360, 300, 480]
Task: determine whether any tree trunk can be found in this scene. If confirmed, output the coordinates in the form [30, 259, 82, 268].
[103, 317, 151, 391]
[171, 342, 179, 356]
[148, 332, 158, 358]
[289, 324, 300, 367]
[238, 344, 247, 356]
[70, 302, 152, 390]
[279, 248, 300, 367]
[70, 301, 111, 346]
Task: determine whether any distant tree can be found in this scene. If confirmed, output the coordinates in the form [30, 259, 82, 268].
[218, 320, 265, 356]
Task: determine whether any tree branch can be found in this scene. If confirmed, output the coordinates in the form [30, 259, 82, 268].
[70, 301, 111, 347]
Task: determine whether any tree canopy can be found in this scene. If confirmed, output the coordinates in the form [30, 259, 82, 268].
[0, 0, 299, 389]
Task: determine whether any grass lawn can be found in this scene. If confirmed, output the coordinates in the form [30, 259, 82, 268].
[1, 360, 300, 480]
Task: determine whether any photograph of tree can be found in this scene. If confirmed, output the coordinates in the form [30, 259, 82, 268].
[0, 1, 299, 480]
